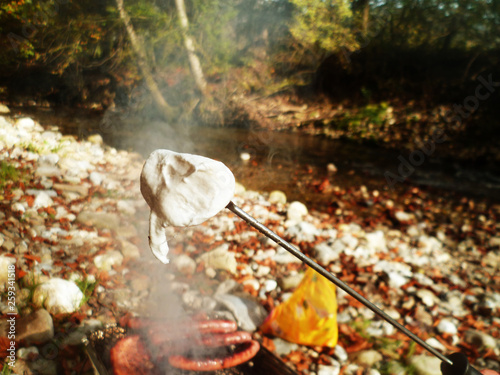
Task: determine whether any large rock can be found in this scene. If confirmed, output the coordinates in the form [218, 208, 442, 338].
[16, 309, 54, 344]
[32, 278, 84, 315]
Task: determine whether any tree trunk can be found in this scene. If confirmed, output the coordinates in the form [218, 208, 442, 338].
[115, 0, 173, 119]
[174, 0, 208, 96]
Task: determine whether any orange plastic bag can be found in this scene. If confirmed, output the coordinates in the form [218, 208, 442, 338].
[260, 268, 338, 347]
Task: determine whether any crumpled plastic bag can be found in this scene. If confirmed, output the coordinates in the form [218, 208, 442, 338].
[260, 268, 338, 347]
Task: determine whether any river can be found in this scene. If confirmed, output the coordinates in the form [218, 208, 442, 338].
[10, 105, 500, 211]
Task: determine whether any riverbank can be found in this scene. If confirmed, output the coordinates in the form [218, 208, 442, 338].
[0, 109, 498, 374]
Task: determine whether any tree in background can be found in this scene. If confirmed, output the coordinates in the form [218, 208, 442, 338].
[115, 0, 174, 119]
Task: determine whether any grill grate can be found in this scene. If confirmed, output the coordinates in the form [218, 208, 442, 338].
[83, 325, 299, 375]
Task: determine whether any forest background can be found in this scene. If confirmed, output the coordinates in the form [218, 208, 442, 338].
[1, 0, 499, 163]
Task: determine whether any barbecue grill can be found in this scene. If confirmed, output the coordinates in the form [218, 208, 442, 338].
[83, 324, 299, 375]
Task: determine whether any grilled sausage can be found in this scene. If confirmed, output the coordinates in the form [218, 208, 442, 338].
[110, 335, 157, 375]
[168, 340, 260, 371]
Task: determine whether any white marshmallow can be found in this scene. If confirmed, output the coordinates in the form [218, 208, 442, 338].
[140, 149, 235, 263]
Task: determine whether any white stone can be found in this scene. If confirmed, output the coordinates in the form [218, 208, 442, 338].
[117, 200, 136, 215]
[33, 192, 54, 208]
[286, 222, 320, 242]
[269, 190, 287, 205]
[287, 201, 308, 222]
[173, 254, 196, 275]
[32, 278, 84, 314]
[387, 272, 409, 288]
[395, 211, 414, 222]
[11, 202, 26, 213]
[425, 338, 447, 352]
[89, 171, 104, 185]
[140, 150, 235, 263]
[16, 117, 36, 130]
[263, 279, 278, 292]
[436, 318, 458, 335]
[318, 362, 341, 375]
[94, 251, 123, 271]
[197, 244, 237, 274]
[416, 289, 439, 307]
[39, 153, 59, 166]
[334, 345, 348, 363]
[409, 355, 441, 375]
[274, 248, 302, 264]
[354, 350, 383, 367]
[315, 242, 340, 265]
[365, 230, 387, 252]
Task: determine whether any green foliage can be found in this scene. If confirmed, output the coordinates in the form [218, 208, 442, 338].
[336, 102, 394, 132]
[76, 278, 96, 305]
[0, 161, 20, 188]
[1, 364, 13, 375]
[289, 0, 358, 55]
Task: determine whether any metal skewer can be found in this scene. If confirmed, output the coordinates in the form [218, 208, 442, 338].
[226, 201, 453, 366]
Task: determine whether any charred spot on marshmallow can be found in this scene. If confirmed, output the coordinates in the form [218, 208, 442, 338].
[140, 149, 235, 263]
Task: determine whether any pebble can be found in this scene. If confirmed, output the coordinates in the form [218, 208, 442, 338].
[286, 222, 320, 242]
[274, 248, 302, 264]
[94, 251, 123, 271]
[263, 279, 278, 292]
[464, 329, 498, 349]
[353, 350, 383, 367]
[333, 345, 348, 363]
[314, 241, 340, 265]
[116, 200, 136, 215]
[197, 244, 237, 275]
[76, 211, 120, 230]
[409, 355, 441, 375]
[394, 211, 414, 223]
[425, 337, 447, 352]
[416, 289, 440, 307]
[89, 171, 104, 185]
[436, 318, 458, 335]
[172, 254, 196, 275]
[317, 362, 340, 375]
[118, 240, 140, 259]
[365, 230, 387, 252]
[214, 294, 267, 332]
[32, 278, 84, 315]
[278, 273, 305, 290]
[33, 192, 54, 208]
[16, 309, 54, 344]
[287, 201, 308, 222]
[272, 337, 299, 356]
[269, 190, 287, 205]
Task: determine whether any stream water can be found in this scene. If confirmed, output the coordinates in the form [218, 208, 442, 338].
[11, 106, 500, 210]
